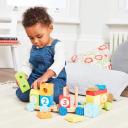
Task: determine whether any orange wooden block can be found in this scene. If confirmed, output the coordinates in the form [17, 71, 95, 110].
[107, 93, 114, 102]
[87, 86, 99, 91]
[40, 83, 54, 96]
[37, 111, 52, 119]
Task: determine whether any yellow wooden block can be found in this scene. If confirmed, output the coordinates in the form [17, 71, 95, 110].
[86, 95, 101, 105]
[40, 83, 54, 96]
[100, 93, 107, 104]
[64, 114, 85, 123]
[30, 89, 40, 95]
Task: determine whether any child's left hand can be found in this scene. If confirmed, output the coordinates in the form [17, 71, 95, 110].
[32, 75, 48, 89]
[32, 69, 55, 89]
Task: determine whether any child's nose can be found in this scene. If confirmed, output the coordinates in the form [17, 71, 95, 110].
[33, 38, 39, 44]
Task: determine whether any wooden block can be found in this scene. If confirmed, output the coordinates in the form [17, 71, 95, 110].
[30, 89, 40, 108]
[104, 102, 112, 111]
[40, 95, 53, 107]
[100, 93, 107, 104]
[59, 95, 70, 108]
[107, 93, 114, 102]
[87, 86, 99, 91]
[26, 103, 35, 112]
[86, 89, 107, 96]
[86, 95, 101, 105]
[86, 92, 107, 106]
[84, 103, 100, 118]
[40, 83, 54, 96]
[64, 114, 85, 123]
[37, 111, 52, 119]
[96, 84, 106, 90]
[15, 72, 30, 93]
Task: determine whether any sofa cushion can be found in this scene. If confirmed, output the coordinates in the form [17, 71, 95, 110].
[71, 43, 111, 70]
[66, 63, 128, 99]
[111, 40, 128, 74]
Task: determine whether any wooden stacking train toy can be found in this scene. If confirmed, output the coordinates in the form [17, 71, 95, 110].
[27, 83, 79, 118]
[15, 72, 113, 120]
[27, 82, 113, 119]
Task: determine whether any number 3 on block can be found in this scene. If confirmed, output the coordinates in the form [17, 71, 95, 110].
[59, 95, 70, 108]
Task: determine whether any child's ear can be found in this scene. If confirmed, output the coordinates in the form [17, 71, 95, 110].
[49, 24, 53, 31]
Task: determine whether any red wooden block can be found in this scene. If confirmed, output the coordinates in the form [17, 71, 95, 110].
[86, 89, 107, 96]
[59, 95, 70, 108]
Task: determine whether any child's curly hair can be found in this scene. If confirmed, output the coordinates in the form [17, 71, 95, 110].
[22, 6, 53, 27]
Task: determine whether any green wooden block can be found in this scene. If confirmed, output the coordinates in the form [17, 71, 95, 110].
[30, 89, 40, 108]
[104, 102, 112, 111]
[15, 72, 30, 93]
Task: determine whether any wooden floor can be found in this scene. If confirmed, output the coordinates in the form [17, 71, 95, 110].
[0, 68, 15, 82]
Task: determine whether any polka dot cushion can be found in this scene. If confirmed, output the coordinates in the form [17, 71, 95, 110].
[71, 44, 111, 70]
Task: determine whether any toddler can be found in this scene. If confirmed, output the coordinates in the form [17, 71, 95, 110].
[16, 7, 67, 103]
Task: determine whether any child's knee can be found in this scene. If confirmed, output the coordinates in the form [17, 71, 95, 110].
[16, 88, 30, 102]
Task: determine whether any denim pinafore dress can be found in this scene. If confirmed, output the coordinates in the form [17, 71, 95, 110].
[16, 39, 67, 103]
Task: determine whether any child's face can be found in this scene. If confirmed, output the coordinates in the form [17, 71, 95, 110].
[25, 22, 53, 48]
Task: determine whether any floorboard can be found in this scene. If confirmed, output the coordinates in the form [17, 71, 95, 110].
[0, 68, 15, 82]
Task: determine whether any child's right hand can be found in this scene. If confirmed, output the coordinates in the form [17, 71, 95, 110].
[16, 80, 19, 86]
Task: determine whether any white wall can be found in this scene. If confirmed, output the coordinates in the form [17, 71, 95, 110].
[76, 0, 110, 54]
[0, 0, 128, 69]
[107, 0, 128, 20]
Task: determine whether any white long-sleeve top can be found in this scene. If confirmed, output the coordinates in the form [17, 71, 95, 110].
[20, 41, 66, 77]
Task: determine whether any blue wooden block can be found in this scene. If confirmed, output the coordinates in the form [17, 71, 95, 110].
[96, 84, 106, 90]
[40, 95, 53, 107]
[84, 103, 100, 118]
[26, 103, 35, 112]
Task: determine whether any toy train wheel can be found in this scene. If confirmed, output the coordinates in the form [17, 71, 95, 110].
[75, 106, 84, 115]
[59, 106, 67, 116]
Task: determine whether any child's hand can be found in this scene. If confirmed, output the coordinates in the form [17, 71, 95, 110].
[16, 80, 19, 86]
[32, 69, 55, 89]
[32, 75, 48, 89]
